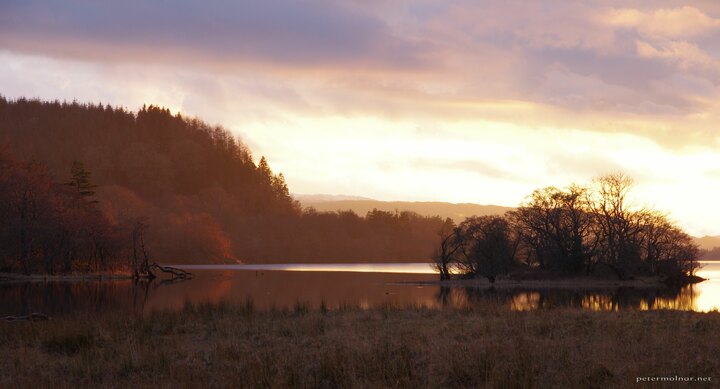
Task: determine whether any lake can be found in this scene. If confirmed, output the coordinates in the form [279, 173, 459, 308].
[2, 261, 719, 316]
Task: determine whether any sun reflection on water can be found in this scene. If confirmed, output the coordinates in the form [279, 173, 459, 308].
[690, 262, 720, 312]
[510, 292, 540, 311]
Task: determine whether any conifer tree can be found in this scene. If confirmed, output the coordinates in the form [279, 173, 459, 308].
[65, 161, 98, 202]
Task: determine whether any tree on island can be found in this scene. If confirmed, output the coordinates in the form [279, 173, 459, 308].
[455, 216, 519, 283]
[434, 173, 700, 284]
[507, 184, 593, 272]
[432, 218, 462, 280]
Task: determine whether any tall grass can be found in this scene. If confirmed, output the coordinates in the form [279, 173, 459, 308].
[0, 302, 718, 388]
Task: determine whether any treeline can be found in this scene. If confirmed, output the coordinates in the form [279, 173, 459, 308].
[701, 247, 720, 260]
[0, 149, 128, 274]
[434, 174, 700, 283]
[0, 97, 443, 265]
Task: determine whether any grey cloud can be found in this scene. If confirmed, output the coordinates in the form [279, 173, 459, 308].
[0, 0, 425, 68]
[444, 3, 711, 117]
[529, 46, 671, 91]
[2, 0, 720, 151]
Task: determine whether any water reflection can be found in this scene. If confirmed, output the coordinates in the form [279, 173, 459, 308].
[692, 262, 720, 312]
[431, 285, 698, 312]
[1, 262, 718, 316]
[174, 263, 437, 274]
[0, 280, 139, 317]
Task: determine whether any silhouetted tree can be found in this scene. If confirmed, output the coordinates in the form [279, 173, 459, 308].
[438, 173, 700, 282]
[508, 185, 595, 273]
[456, 216, 519, 283]
[432, 218, 462, 280]
[131, 219, 154, 280]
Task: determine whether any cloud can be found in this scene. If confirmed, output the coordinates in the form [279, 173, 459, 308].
[603, 6, 720, 39]
[0, 0, 426, 69]
[2, 0, 720, 152]
[636, 40, 720, 82]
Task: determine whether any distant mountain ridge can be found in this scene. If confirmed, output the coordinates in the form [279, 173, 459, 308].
[293, 194, 374, 202]
[694, 236, 720, 251]
[301, 197, 720, 254]
[298, 199, 512, 222]
[695, 236, 720, 260]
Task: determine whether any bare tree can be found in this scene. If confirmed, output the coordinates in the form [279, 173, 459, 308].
[508, 185, 595, 273]
[131, 220, 155, 280]
[587, 173, 644, 279]
[439, 172, 700, 283]
[432, 218, 463, 280]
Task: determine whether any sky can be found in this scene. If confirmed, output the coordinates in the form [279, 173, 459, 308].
[1, 0, 720, 235]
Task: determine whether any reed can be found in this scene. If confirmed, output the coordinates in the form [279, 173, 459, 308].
[1, 302, 718, 388]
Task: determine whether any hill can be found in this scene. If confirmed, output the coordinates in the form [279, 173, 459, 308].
[1, 97, 710, 267]
[694, 236, 720, 251]
[299, 199, 511, 222]
[293, 194, 374, 202]
[0, 97, 445, 264]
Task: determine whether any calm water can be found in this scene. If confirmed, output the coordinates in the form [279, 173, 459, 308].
[2, 261, 719, 316]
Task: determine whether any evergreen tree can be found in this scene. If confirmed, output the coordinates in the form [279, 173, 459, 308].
[65, 161, 98, 202]
[257, 156, 272, 180]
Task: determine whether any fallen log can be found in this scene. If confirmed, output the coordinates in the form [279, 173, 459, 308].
[150, 263, 193, 280]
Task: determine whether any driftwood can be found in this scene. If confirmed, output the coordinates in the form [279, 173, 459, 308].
[3, 313, 50, 322]
[150, 263, 193, 280]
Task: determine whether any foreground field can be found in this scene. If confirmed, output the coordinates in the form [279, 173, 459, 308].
[1, 302, 718, 388]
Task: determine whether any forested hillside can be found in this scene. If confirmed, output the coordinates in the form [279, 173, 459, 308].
[702, 247, 720, 260]
[0, 149, 129, 274]
[297, 199, 511, 223]
[0, 97, 443, 265]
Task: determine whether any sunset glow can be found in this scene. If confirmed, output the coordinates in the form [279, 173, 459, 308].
[2, 1, 720, 235]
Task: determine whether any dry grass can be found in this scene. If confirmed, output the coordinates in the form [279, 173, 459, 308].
[1, 301, 718, 388]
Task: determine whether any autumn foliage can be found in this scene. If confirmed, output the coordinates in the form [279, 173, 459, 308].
[0, 149, 127, 274]
[0, 97, 443, 265]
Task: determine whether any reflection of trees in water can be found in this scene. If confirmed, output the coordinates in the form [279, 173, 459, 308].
[0, 278, 699, 316]
[0, 281, 133, 316]
[436, 286, 452, 307]
[435, 285, 697, 311]
[0, 279, 187, 317]
[636, 286, 695, 311]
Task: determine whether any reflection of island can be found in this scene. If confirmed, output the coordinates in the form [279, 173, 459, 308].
[435, 285, 698, 311]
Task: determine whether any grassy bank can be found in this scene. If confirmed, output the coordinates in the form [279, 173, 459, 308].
[1, 302, 718, 388]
